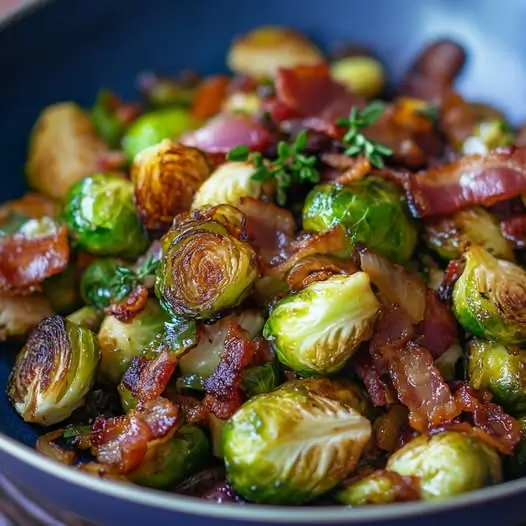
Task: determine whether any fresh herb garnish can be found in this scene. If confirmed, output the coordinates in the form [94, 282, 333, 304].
[227, 131, 320, 206]
[109, 255, 159, 302]
[336, 100, 393, 168]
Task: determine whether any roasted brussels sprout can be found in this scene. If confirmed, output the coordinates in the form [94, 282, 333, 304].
[507, 414, 526, 478]
[330, 56, 385, 99]
[122, 107, 199, 161]
[303, 179, 417, 263]
[424, 207, 514, 261]
[26, 102, 108, 200]
[8, 315, 100, 425]
[128, 425, 210, 489]
[179, 310, 265, 378]
[42, 264, 80, 314]
[223, 378, 372, 504]
[264, 273, 379, 376]
[62, 173, 148, 260]
[80, 258, 128, 309]
[452, 246, 526, 346]
[155, 217, 259, 320]
[192, 161, 272, 210]
[0, 293, 53, 342]
[241, 361, 279, 398]
[131, 140, 212, 232]
[227, 26, 324, 79]
[98, 298, 171, 384]
[467, 339, 526, 414]
[462, 120, 514, 155]
[335, 470, 418, 506]
[66, 306, 104, 333]
[387, 431, 502, 500]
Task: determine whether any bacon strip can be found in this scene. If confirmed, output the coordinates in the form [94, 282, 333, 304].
[352, 347, 389, 407]
[406, 147, 526, 218]
[0, 225, 69, 293]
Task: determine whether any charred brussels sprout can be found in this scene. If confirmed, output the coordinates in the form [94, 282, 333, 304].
[387, 431, 502, 500]
[62, 173, 148, 260]
[98, 299, 171, 384]
[179, 310, 265, 378]
[7, 315, 100, 425]
[155, 217, 258, 320]
[303, 179, 417, 263]
[467, 339, 526, 414]
[424, 207, 514, 261]
[131, 140, 212, 232]
[80, 258, 128, 309]
[26, 102, 108, 200]
[507, 414, 526, 478]
[223, 378, 372, 504]
[128, 425, 210, 489]
[122, 107, 199, 161]
[452, 246, 526, 346]
[192, 161, 272, 209]
[264, 273, 379, 376]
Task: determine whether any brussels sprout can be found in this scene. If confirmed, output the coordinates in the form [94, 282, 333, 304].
[98, 298, 171, 384]
[131, 140, 212, 232]
[155, 218, 258, 320]
[0, 293, 53, 342]
[387, 431, 502, 500]
[209, 414, 227, 459]
[330, 56, 385, 99]
[227, 26, 324, 79]
[241, 361, 279, 398]
[26, 102, 109, 200]
[179, 310, 265, 377]
[467, 339, 526, 414]
[122, 107, 199, 161]
[223, 378, 372, 504]
[452, 246, 526, 346]
[8, 315, 100, 425]
[424, 207, 514, 261]
[462, 120, 514, 156]
[128, 425, 210, 489]
[222, 92, 262, 116]
[192, 161, 273, 210]
[62, 173, 148, 260]
[80, 258, 128, 309]
[303, 179, 417, 264]
[66, 306, 104, 333]
[91, 89, 133, 148]
[42, 264, 80, 314]
[264, 273, 379, 376]
[335, 470, 417, 506]
[507, 414, 526, 478]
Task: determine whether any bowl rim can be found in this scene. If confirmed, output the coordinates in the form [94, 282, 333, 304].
[1, 0, 526, 522]
[1, 432, 526, 523]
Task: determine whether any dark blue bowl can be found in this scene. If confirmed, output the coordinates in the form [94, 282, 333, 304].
[1, 1, 526, 524]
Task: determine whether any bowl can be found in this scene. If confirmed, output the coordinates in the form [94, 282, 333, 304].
[1, 0, 526, 524]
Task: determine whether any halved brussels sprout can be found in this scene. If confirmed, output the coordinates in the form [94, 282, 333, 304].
[0, 293, 53, 342]
[66, 306, 104, 333]
[62, 173, 148, 260]
[264, 273, 379, 376]
[191, 161, 272, 210]
[303, 179, 417, 263]
[223, 378, 372, 504]
[179, 310, 265, 378]
[424, 207, 514, 261]
[131, 140, 212, 232]
[330, 56, 385, 99]
[467, 339, 526, 415]
[122, 107, 200, 161]
[387, 431, 502, 500]
[155, 217, 259, 320]
[8, 315, 100, 425]
[98, 298, 171, 384]
[128, 425, 210, 489]
[42, 264, 80, 314]
[80, 258, 128, 310]
[227, 26, 324, 79]
[452, 246, 526, 346]
[507, 414, 526, 478]
[26, 102, 108, 200]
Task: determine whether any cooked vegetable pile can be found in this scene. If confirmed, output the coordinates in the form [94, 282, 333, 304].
[3, 26, 526, 506]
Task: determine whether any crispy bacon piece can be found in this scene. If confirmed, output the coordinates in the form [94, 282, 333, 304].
[0, 192, 60, 220]
[95, 150, 128, 173]
[90, 398, 180, 473]
[453, 382, 521, 455]
[236, 197, 296, 266]
[406, 147, 526, 218]
[501, 215, 526, 249]
[352, 347, 389, 407]
[321, 153, 372, 184]
[203, 323, 267, 419]
[414, 290, 459, 359]
[191, 75, 230, 121]
[437, 259, 465, 303]
[0, 225, 69, 293]
[169, 395, 209, 426]
[105, 285, 149, 322]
